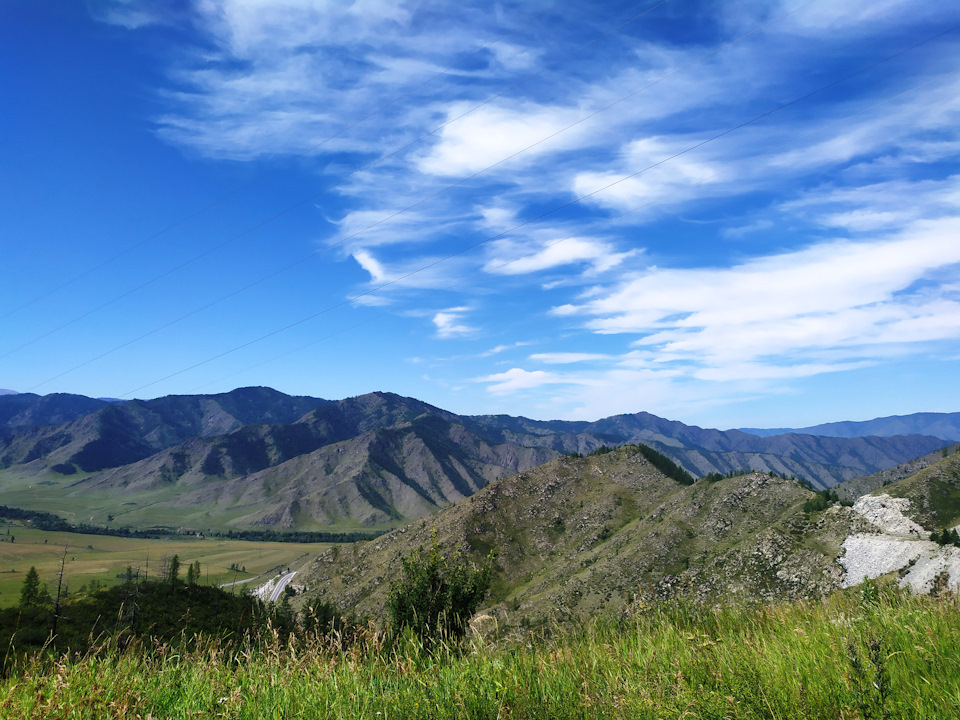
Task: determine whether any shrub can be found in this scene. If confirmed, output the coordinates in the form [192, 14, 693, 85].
[386, 537, 494, 648]
[803, 488, 840, 514]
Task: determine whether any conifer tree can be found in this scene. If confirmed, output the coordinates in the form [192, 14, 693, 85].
[168, 554, 181, 588]
[19, 566, 42, 607]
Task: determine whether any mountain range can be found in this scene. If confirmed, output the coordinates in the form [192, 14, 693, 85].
[0, 387, 952, 533]
[739, 412, 960, 441]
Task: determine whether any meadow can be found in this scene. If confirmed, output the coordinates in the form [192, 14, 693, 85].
[0, 520, 323, 607]
[0, 466, 379, 535]
[1, 581, 957, 719]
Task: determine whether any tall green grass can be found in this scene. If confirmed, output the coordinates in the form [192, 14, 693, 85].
[2, 583, 958, 719]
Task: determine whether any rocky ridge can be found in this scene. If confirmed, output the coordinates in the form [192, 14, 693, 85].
[298, 448, 868, 626]
[295, 448, 960, 626]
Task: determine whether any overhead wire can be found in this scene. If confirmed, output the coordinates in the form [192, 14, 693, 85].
[113, 22, 959, 399]
[24, 0, 803, 390]
[2, 0, 677, 359]
[0, 1, 561, 321]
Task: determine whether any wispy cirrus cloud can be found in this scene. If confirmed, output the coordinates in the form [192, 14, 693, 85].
[474, 367, 566, 395]
[555, 215, 960, 369]
[88, 0, 184, 28]
[528, 352, 613, 364]
[483, 235, 637, 276]
[780, 175, 960, 232]
[87, 0, 960, 425]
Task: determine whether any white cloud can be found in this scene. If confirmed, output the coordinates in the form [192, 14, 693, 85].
[88, 0, 960, 426]
[346, 247, 472, 294]
[777, 0, 945, 34]
[90, 0, 170, 28]
[485, 42, 541, 71]
[474, 367, 564, 395]
[722, 218, 774, 239]
[133, 0, 458, 160]
[716, 0, 954, 38]
[484, 236, 637, 276]
[475, 203, 518, 231]
[781, 176, 960, 232]
[479, 341, 535, 357]
[476, 364, 728, 421]
[566, 70, 960, 223]
[558, 216, 960, 371]
[692, 360, 873, 383]
[330, 207, 456, 252]
[196, 0, 413, 56]
[763, 75, 960, 174]
[432, 307, 476, 338]
[352, 250, 389, 283]
[416, 102, 585, 177]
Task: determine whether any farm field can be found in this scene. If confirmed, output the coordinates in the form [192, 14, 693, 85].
[0, 520, 325, 607]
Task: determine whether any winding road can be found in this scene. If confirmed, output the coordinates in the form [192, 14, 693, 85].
[268, 571, 298, 602]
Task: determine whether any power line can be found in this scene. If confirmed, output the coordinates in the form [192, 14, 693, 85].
[0, 1, 560, 321]
[112, 23, 958, 399]
[23, 0, 797, 388]
[2, 0, 677, 359]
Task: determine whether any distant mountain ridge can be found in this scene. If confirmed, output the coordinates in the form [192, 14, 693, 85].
[0, 392, 110, 436]
[0, 388, 952, 532]
[739, 412, 960, 442]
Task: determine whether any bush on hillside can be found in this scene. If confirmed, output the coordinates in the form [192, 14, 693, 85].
[930, 527, 960, 547]
[386, 537, 494, 648]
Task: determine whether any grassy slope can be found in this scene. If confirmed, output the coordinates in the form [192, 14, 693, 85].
[2, 585, 958, 719]
[835, 443, 960, 501]
[299, 447, 872, 626]
[872, 448, 960, 530]
[0, 462, 379, 534]
[7, 446, 960, 717]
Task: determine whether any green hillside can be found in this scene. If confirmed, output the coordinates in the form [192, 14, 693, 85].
[868, 447, 960, 530]
[299, 446, 873, 626]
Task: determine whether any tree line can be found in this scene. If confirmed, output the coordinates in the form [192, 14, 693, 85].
[0, 504, 387, 544]
[4, 555, 294, 670]
[565, 443, 697, 485]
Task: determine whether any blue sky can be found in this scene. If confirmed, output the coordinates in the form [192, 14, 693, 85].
[2, 0, 959, 429]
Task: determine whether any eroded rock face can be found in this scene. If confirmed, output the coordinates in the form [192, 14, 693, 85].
[899, 547, 960, 594]
[851, 494, 926, 535]
[840, 535, 927, 587]
[840, 494, 960, 594]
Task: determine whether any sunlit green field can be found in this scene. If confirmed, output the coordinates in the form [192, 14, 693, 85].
[0, 520, 325, 607]
[0, 467, 383, 533]
[3, 583, 959, 719]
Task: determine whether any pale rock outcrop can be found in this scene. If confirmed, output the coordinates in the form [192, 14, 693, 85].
[840, 493, 960, 593]
[851, 494, 925, 536]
